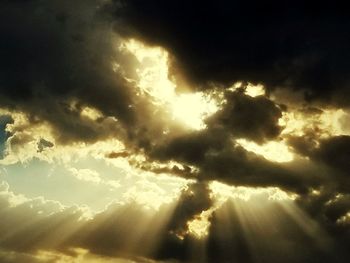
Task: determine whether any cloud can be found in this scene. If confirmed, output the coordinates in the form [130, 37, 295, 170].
[165, 182, 213, 239]
[109, 0, 350, 106]
[148, 124, 319, 194]
[312, 136, 350, 175]
[0, 108, 129, 165]
[206, 90, 283, 143]
[0, 0, 134, 144]
[1, 0, 350, 262]
[287, 135, 350, 192]
[69, 168, 102, 184]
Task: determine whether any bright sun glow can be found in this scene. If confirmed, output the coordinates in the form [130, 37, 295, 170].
[119, 39, 220, 130]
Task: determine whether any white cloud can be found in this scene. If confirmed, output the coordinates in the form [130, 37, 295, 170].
[69, 168, 102, 184]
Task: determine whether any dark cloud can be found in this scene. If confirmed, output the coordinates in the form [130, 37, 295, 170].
[109, 0, 350, 106]
[206, 90, 283, 143]
[324, 194, 350, 224]
[302, 135, 350, 200]
[166, 182, 213, 237]
[312, 136, 350, 175]
[106, 151, 130, 159]
[149, 126, 321, 194]
[287, 135, 350, 192]
[138, 164, 194, 179]
[1, 0, 350, 262]
[151, 129, 229, 165]
[36, 138, 54, 153]
[0, 0, 135, 143]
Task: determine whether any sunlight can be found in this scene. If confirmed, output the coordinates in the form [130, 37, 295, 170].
[235, 138, 294, 163]
[171, 93, 219, 130]
[0, 180, 184, 261]
[119, 39, 220, 130]
[209, 183, 328, 262]
[113, 201, 180, 257]
[278, 202, 327, 241]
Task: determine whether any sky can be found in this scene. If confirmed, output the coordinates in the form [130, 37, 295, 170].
[0, 0, 350, 262]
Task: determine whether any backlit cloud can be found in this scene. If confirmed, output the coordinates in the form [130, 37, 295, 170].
[1, 0, 350, 262]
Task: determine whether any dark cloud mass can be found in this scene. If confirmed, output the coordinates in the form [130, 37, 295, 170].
[1, 0, 350, 262]
[207, 91, 283, 143]
[0, 0, 135, 143]
[150, 126, 321, 194]
[111, 0, 350, 105]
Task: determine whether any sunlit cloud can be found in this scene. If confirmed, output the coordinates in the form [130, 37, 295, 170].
[337, 212, 350, 225]
[187, 210, 212, 238]
[80, 106, 104, 121]
[0, 107, 125, 165]
[236, 138, 294, 163]
[280, 108, 350, 138]
[209, 181, 297, 204]
[0, 248, 158, 263]
[119, 39, 221, 130]
[69, 168, 102, 184]
[0, 107, 193, 213]
[123, 176, 187, 210]
[228, 82, 266, 97]
[0, 181, 31, 207]
[2, 1, 350, 262]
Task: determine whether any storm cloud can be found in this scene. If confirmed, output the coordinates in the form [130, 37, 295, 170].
[110, 0, 350, 105]
[1, 0, 350, 262]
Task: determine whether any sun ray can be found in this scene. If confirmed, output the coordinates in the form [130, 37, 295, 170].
[206, 181, 331, 262]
